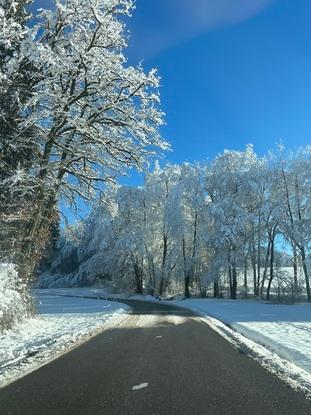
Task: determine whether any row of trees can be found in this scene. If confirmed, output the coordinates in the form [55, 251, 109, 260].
[45, 146, 311, 302]
[0, 0, 166, 291]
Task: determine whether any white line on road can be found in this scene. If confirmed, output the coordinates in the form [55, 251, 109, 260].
[132, 382, 149, 391]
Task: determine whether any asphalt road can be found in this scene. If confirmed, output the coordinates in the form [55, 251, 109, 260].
[1, 299, 311, 415]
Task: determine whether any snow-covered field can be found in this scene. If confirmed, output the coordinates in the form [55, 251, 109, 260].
[0, 290, 129, 387]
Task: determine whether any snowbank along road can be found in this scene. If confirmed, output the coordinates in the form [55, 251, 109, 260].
[1, 299, 311, 415]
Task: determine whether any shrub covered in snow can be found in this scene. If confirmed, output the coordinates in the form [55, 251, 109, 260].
[0, 264, 34, 331]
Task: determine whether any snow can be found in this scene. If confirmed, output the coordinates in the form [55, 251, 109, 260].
[172, 298, 311, 397]
[0, 264, 31, 329]
[33, 287, 111, 299]
[0, 290, 129, 387]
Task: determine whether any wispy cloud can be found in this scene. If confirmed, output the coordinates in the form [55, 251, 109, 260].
[129, 0, 277, 60]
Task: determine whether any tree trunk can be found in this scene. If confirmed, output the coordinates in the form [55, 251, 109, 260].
[184, 274, 190, 298]
[294, 176, 310, 301]
[266, 234, 275, 301]
[250, 241, 257, 296]
[19, 189, 56, 285]
[134, 261, 143, 294]
[301, 246, 311, 302]
[243, 257, 248, 298]
[231, 260, 237, 300]
[213, 278, 219, 298]
[183, 237, 190, 298]
[191, 211, 198, 273]
[144, 244, 155, 295]
[228, 264, 232, 298]
[158, 233, 168, 296]
[259, 239, 271, 298]
[292, 243, 298, 300]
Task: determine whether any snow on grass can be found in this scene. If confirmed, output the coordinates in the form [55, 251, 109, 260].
[172, 298, 311, 397]
[0, 291, 129, 388]
[33, 287, 111, 299]
[33, 287, 134, 301]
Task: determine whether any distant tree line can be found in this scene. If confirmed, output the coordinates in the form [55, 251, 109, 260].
[44, 146, 311, 302]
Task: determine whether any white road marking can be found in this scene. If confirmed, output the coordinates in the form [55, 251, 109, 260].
[132, 382, 149, 391]
[155, 336, 162, 338]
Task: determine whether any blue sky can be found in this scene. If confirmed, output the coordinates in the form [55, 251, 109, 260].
[33, 0, 311, 168]
[122, 0, 311, 178]
[32, 0, 311, 218]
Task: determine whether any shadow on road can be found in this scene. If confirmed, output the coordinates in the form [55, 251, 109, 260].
[113, 299, 197, 317]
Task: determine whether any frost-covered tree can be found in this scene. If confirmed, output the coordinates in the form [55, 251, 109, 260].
[206, 147, 259, 299]
[42, 146, 311, 302]
[1, 0, 167, 283]
[167, 163, 207, 297]
[144, 163, 182, 294]
[278, 148, 311, 301]
[0, 0, 39, 262]
[95, 186, 147, 293]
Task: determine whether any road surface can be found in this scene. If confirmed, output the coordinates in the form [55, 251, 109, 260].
[1, 299, 311, 415]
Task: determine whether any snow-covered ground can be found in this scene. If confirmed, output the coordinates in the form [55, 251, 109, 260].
[0, 290, 129, 387]
[0, 263, 31, 329]
[171, 298, 311, 396]
[33, 287, 112, 299]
